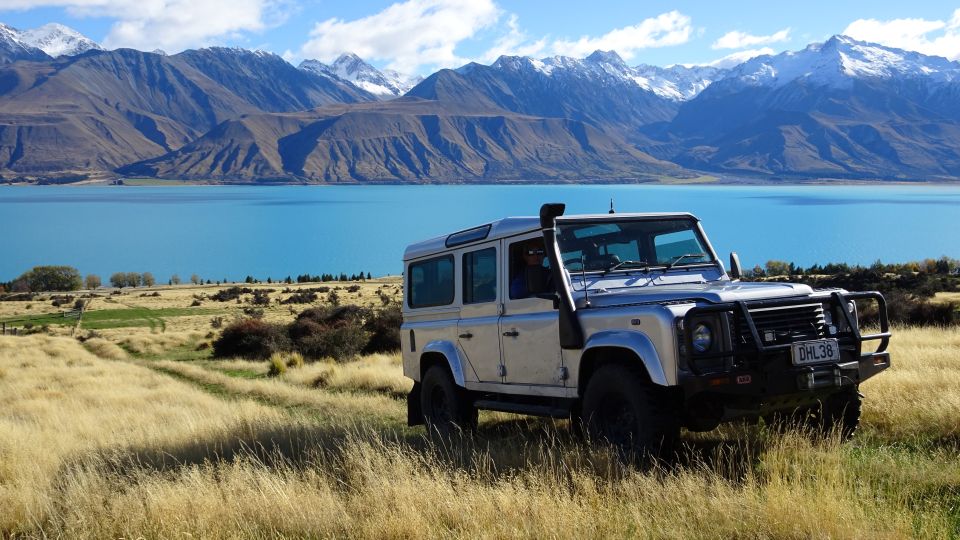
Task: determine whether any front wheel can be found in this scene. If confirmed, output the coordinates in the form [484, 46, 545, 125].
[420, 365, 477, 437]
[813, 386, 862, 439]
[581, 364, 679, 459]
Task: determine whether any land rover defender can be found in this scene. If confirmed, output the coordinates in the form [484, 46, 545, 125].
[401, 203, 891, 454]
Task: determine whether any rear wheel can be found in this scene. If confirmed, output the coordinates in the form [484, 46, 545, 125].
[581, 364, 679, 459]
[420, 365, 477, 437]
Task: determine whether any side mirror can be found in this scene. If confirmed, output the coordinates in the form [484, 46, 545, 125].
[729, 252, 742, 281]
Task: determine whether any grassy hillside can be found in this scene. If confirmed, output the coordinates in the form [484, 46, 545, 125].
[0, 283, 958, 537]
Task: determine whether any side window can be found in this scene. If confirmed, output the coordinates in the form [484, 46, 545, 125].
[509, 238, 551, 299]
[463, 247, 497, 304]
[408, 255, 454, 308]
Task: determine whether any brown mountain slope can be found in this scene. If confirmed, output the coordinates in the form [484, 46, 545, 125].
[0, 49, 375, 177]
[121, 100, 682, 182]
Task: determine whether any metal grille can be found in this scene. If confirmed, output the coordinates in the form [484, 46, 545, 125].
[736, 303, 826, 347]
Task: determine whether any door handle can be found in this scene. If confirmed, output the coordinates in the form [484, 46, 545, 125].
[502, 330, 519, 337]
[458, 332, 473, 339]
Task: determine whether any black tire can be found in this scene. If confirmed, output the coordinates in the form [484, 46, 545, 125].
[769, 387, 862, 440]
[813, 386, 862, 439]
[420, 365, 477, 437]
[581, 364, 679, 459]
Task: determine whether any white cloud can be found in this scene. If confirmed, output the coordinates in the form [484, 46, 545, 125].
[300, 0, 500, 74]
[480, 13, 546, 63]
[550, 10, 692, 60]
[843, 10, 960, 59]
[712, 28, 790, 50]
[0, 0, 284, 53]
[697, 47, 774, 68]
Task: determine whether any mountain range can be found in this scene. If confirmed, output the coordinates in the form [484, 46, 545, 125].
[2, 23, 960, 183]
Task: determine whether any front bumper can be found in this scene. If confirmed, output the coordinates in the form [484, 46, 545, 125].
[677, 290, 891, 414]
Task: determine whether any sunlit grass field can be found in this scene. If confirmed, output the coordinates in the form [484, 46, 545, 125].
[0, 283, 958, 537]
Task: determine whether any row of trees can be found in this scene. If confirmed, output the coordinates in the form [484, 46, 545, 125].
[1, 265, 380, 293]
[752, 256, 960, 278]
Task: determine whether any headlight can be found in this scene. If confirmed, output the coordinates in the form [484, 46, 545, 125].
[692, 323, 713, 352]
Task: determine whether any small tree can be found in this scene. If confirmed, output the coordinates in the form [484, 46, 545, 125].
[170, 274, 181, 285]
[110, 272, 126, 288]
[19, 266, 82, 292]
[190, 274, 201, 285]
[141, 272, 156, 287]
[85, 274, 102, 290]
[765, 260, 791, 277]
[124, 272, 141, 288]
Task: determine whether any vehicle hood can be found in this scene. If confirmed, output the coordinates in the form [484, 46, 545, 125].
[575, 279, 816, 308]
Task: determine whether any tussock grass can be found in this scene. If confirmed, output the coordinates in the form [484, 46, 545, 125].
[281, 352, 411, 398]
[80, 337, 128, 359]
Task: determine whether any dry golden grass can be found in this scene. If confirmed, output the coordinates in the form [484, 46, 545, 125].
[0, 335, 285, 534]
[860, 325, 960, 439]
[1, 317, 958, 538]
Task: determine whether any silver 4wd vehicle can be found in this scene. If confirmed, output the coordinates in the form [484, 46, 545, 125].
[401, 203, 891, 454]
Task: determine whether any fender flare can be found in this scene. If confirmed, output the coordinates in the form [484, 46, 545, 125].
[420, 340, 468, 387]
[582, 330, 669, 386]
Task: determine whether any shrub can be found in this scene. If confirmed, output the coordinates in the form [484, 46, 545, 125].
[210, 316, 224, 329]
[346, 285, 361, 293]
[213, 319, 291, 360]
[281, 291, 318, 304]
[363, 304, 402, 354]
[289, 306, 370, 361]
[243, 307, 264, 319]
[250, 290, 271, 305]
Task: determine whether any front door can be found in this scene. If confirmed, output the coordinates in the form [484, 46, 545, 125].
[500, 235, 564, 386]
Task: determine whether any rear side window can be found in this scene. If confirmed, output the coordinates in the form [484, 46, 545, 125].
[408, 256, 455, 308]
[463, 247, 497, 304]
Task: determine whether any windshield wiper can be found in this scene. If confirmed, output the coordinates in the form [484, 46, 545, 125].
[602, 260, 650, 275]
[665, 253, 707, 270]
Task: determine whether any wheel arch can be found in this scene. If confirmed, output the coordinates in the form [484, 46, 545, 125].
[419, 340, 467, 387]
[578, 330, 669, 397]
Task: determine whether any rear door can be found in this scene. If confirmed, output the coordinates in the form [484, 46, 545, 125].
[456, 243, 502, 382]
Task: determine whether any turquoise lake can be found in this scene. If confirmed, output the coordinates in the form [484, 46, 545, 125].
[1, 184, 959, 281]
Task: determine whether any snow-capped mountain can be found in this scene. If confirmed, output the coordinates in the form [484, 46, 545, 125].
[18, 23, 102, 57]
[482, 50, 723, 102]
[299, 53, 422, 98]
[0, 23, 50, 63]
[724, 35, 960, 90]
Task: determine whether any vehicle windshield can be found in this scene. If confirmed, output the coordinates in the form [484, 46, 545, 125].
[556, 218, 714, 274]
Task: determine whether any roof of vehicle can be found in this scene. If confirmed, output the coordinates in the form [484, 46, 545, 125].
[403, 211, 698, 261]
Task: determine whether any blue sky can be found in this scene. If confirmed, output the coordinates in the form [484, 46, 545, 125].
[3, 1, 960, 74]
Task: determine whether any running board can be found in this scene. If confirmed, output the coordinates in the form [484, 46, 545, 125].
[473, 399, 570, 418]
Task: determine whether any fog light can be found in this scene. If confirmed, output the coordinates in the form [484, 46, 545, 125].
[692, 323, 713, 352]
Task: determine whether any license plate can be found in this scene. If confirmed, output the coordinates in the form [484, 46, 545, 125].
[791, 339, 840, 366]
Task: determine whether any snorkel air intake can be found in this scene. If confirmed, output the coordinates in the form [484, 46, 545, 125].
[540, 203, 584, 349]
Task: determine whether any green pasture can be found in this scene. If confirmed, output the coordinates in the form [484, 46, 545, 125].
[1, 307, 217, 331]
